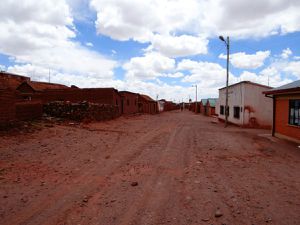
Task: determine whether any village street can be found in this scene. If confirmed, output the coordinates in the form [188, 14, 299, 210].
[0, 110, 300, 225]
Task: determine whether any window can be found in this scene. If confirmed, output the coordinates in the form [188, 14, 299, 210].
[220, 105, 224, 115]
[127, 99, 130, 106]
[116, 100, 118, 105]
[234, 106, 240, 119]
[289, 100, 300, 126]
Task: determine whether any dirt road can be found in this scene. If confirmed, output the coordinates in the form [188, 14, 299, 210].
[1, 110, 300, 225]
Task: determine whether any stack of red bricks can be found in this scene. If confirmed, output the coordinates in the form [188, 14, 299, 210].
[44, 101, 119, 122]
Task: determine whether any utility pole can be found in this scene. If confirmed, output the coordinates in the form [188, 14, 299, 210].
[192, 85, 198, 113]
[219, 36, 230, 127]
[48, 68, 51, 83]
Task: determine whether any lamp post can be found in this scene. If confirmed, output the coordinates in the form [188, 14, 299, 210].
[219, 36, 230, 127]
[192, 85, 198, 113]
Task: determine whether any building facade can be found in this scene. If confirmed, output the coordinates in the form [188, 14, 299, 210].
[206, 98, 218, 116]
[119, 91, 139, 115]
[218, 81, 272, 128]
[264, 80, 300, 143]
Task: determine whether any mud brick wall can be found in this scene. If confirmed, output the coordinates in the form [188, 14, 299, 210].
[120, 92, 139, 115]
[44, 101, 120, 122]
[0, 89, 16, 125]
[15, 101, 43, 121]
[164, 102, 179, 111]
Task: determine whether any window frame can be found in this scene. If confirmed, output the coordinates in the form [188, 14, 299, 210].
[289, 99, 300, 126]
[220, 105, 224, 115]
[233, 106, 240, 119]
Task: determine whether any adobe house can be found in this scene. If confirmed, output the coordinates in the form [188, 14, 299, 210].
[157, 99, 165, 112]
[217, 81, 273, 128]
[0, 71, 30, 91]
[163, 100, 179, 111]
[119, 91, 139, 115]
[206, 98, 218, 116]
[264, 80, 300, 143]
[138, 94, 158, 114]
[199, 99, 207, 114]
[16, 81, 69, 101]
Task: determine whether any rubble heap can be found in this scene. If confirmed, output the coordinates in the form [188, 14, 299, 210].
[43, 101, 119, 122]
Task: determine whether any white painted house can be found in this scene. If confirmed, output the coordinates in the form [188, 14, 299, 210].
[218, 81, 273, 128]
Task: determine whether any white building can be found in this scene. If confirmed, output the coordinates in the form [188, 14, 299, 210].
[157, 100, 165, 112]
[218, 81, 273, 128]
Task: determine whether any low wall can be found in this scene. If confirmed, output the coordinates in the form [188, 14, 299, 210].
[0, 89, 16, 128]
[15, 101, 43, 121]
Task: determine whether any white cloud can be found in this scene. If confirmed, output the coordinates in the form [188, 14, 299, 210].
[179, 59, 238, 90]
[240, 69, 292, 88]
[219, 51, 270, 69]
[85, 42, 94, 47]
[281, 48, 293, 59]
[0, 0, 116, 81]
[0, 64, 6, 71]
[148, 35, 208, 58]
[90, 0, 300, 44]
[293, 56, 300, 60]
[283, 61, 300, 78]
[123, 52, 176, 80]
[90, 0, 209, 57]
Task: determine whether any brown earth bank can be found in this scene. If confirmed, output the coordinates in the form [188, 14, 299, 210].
[0, 110, 299, 225]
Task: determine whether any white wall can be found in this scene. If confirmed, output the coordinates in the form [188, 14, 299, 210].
[218, 82, 272, 127]
[244, 83, 272, 127]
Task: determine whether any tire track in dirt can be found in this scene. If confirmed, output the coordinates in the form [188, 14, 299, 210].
[1, 116, 174, 225]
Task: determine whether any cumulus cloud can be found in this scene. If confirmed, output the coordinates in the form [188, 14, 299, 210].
[123, 52, 176, 80]
[281, 48, 293, 59]
[85, 42, 94, 47]
[219, 51, 270, 69]
[148, 35, 208, 58]
[240, 69, 292, 88]
[90, 0, 300, 43]
[179, 59, 238, 91]
[90, 0, 209, 57]
[283, 61, 300, 78]
[0, 0, 116, 82]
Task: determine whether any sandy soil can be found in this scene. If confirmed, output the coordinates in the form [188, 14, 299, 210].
[0, 110, 299, 225]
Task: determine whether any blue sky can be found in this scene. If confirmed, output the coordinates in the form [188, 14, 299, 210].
[1, 0, 300, 102]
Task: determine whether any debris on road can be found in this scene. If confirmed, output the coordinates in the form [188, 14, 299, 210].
[215, 208, 223, 218]
[131, 182, 138, 187]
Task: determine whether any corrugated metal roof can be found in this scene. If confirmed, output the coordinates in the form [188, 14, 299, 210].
[264, 80, 300, 95]
[271, 80, 300, 91]
[201, 99, 207, 105]
[207, 98, 218, 107]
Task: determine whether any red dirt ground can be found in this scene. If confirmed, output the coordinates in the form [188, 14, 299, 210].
[0, 110, 299, 225]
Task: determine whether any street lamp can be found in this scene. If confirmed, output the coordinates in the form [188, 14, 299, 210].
[219, 36, 230, 127]
[192, 85, 197, 113]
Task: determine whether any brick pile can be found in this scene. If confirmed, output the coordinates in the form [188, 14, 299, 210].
[43, 101, 120, 122]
